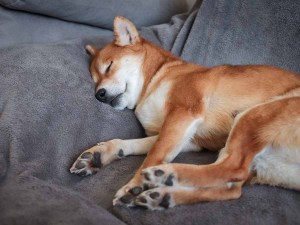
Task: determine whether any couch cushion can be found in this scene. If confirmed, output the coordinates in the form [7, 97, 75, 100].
[0, 0, 299, 224]
[0, 38, 145, 224]
[142, 0, 300, 74]
[0, 0, 188, 29]
[0, 6, 112, 49]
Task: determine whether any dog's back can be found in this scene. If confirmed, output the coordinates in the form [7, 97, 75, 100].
[148, 61, 300, 150]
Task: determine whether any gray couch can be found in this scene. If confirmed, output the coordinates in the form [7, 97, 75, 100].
[0, 1, 299, 225]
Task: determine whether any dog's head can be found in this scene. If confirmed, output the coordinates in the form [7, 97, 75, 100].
[86, 16, 145, 110]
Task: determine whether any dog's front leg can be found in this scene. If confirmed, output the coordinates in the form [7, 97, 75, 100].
[113, 110, 202, 207]
[70, 136, 158, 176]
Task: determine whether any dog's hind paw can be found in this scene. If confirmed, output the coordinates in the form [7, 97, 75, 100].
[113, 182, 144, 207]
[70, 140, 123, 176]
[135, 188, 175, 210]
[141, 165, 178, 188]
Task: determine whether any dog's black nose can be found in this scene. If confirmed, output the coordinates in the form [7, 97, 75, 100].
[95, 88, 107, 102]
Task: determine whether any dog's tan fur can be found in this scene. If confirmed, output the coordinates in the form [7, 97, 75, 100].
[70, 16, 300, 210]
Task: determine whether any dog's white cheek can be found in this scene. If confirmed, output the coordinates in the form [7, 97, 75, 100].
[113, 105, 126, 110]
[120, 56, 144, 107]
[113, 94, 129, 110]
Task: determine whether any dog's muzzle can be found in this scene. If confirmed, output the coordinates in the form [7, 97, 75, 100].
[95, 88, 107, 102]
[95, 88, 124, 108]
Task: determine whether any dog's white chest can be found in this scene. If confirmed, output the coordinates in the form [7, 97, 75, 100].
[135, 83, 171, 136]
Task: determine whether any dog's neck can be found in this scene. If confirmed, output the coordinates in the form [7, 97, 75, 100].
[140, 40, 181, 97]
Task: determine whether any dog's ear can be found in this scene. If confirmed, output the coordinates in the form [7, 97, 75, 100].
[85, 45, 97, 56]
[114, 16, 140, 46]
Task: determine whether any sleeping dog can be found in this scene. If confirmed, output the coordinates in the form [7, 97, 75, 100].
[70, 16, 300, 210]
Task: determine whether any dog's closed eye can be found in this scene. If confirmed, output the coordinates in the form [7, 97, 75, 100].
[106, 61, 113, 73]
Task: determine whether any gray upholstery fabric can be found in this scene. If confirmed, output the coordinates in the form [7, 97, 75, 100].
[114, 186, 300, 225]
[0, 6, 111, 49]
[0, 38, 144, 225]
[0, 179, 126, 225]
[0, 0, 188, 29]
[142, 0, 300, 73]
[0, 0, 299, 225]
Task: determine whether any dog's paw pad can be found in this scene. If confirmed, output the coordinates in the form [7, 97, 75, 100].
[135, 189, 173, 210]
[159, 193, 171, 209]
[142, 167, 177, 188]
[70, 151, 103, 176]
[164, 174, 175, 186]
[91, 152, 102, 168]
[113, 183, 144, 207]
[117, 149, 124, 158]
[154, 169, 165, 176]
[129, 186, 143, 196]
[119, 194, 134, 204]
[81, 152, 93, 159]
[74, 161, 86, 170]
[149, 191, 160, 199]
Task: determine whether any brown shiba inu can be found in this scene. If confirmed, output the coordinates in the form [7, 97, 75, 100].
[70, 16, 300, 210]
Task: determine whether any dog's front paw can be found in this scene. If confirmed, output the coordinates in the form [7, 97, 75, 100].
[113, 181, 144, 207]
[135, 188, 175, 210]
[70, 140, 124, 176]
[141, 165, 178, 188]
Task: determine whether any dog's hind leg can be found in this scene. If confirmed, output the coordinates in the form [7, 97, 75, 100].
[136, 145, 300, 210]
[70, 136, 158, 176]
[141, 97, 300, 191]
[133, 103, 267, 209]
[135, 182, 243, 210]
[251, 145, 300, 190]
